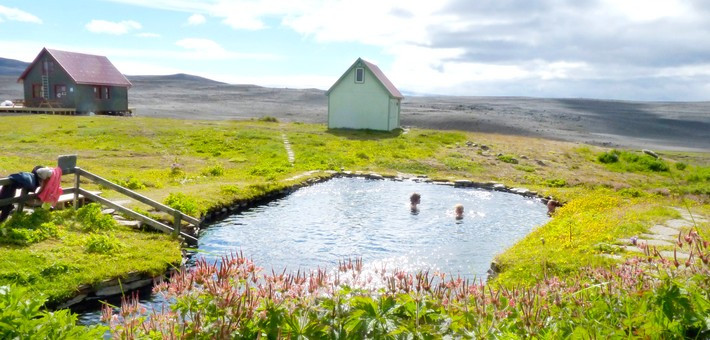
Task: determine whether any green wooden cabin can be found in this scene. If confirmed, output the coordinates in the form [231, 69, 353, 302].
[327, 58, 403, 131]
[18, 48, 132, 115]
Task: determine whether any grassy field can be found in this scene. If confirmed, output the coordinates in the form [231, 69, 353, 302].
[0, 114, 708, 304]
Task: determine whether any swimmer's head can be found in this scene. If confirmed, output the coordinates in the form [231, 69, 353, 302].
[455, 204, 464, 219]
[410, 192, 421, 205]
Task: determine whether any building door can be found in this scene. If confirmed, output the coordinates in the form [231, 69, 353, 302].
[388, 99, 399, 130]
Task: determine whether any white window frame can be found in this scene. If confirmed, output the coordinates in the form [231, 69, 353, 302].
[355, 67, 364, 83]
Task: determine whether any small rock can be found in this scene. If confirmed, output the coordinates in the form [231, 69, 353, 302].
[649, 224, 681, 236]
[520, 155, 529, 160]
[454, 180, 472, 187]
[535, 159, 546, 166]
[511, 187, 530, 195]
[117, 220, 141, 228]
[660, 250, 689, 259]
[642, 149, 659, 159]
[497, 153, 503, 157]
[102, 208, 116, 215]
[493, 183, 506, 191]
[640, 233, 675, 241]
[368, 173, 384, 180]
[665, 219, 693, 229]
[480, 145, 489, 151]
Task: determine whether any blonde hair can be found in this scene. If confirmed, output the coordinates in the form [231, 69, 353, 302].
[455, 204, 464, 214]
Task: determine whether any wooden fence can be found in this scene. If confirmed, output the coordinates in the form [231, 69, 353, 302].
[0, 155, 199, 245]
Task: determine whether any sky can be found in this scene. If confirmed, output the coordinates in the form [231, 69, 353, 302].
[1, 0, 709, 101]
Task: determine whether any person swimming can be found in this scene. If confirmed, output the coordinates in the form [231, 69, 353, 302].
[454, 204, 464, 220]
[410, 192, 421, 212]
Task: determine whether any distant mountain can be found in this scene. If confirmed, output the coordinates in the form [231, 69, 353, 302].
[127, 73, 227, 85]
[0, 57, 29, 76]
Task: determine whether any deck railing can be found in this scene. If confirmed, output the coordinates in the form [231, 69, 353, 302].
[0, 155, 198, 245]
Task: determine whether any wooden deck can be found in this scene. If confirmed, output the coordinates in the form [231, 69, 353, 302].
[0, 106, 134, 116]
[0, 106, 77, 115]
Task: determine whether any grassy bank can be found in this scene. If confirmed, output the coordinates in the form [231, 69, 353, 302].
[0, 115, 708, 332]
[0, 204, 181, 305]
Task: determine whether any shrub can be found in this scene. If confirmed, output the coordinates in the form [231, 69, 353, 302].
[85, 233, 124, 254]
[675, 162, 687, 170]
[201, 164, 225, 177]
[597, 151, 619, 163]
[355, 151, 370, 160]
[598, 150, 669, 172]
[544, 178, 567, 187]
[164, 193, 199, 216]
[258, 116, 278, 122]
[0, 285, 106, 338]
[497, 154, 519, 164]
[117, 176, 146, 190]
[514, 165, 536, 173]
[0, 209, 59, 245]
[76, 203, 117, 232]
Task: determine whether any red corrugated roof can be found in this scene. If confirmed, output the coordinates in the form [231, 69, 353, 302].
[327, 58, 403, 99]
[18, 48, 132, 88]
[360, 59, 403, 99]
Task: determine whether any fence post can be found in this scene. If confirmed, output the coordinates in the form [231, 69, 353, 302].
[73, 171, 80, 210]
[173, 210, 182, 237]
[17, 188, 28, 213]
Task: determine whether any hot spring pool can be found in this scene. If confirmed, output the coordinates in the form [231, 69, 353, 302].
[199, 177, 548, 278]
[78, 177, 548, 324]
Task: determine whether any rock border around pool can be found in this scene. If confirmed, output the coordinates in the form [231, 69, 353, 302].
[200, 170, 558, 224]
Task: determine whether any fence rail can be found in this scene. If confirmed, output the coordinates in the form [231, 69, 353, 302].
[1, 157, 199, 245]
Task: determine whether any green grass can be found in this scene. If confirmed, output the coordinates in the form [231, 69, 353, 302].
[0, 207, 181, 304]
[0, 115, 708, 303]
[494, 191, 685, 285]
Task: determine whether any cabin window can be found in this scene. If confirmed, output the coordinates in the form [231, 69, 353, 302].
[355, 67, 364, 83]
[93, 86, 101, 99]
[54, 85, 67, 99]
[32, 84, 42, 98]
[103, 86, 110, 99]
[42, 60, 54, 73]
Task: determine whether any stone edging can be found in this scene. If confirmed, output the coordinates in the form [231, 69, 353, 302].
[52, 265, 182, 310]
[200, 170, 557, 225]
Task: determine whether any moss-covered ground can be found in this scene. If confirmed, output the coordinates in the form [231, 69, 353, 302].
[0, 114, 708, 303]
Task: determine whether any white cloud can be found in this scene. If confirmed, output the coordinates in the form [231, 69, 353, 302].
[174, 38, 281, 60]
[85, 19, 142, 35]
[95, 0, 710, 100]
[136, 32, 161, 38]
[187, 13, 206, 25]
[0, 5, 42, 24]
[176, 38, 226, 56]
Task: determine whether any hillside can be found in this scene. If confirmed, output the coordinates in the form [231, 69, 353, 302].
[1, 71, 709, 151]
[0, 57, 29, 76]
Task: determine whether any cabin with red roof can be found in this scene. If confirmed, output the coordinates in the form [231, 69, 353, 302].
[326, 58, 403, 131]
[17, 48, 132, 115]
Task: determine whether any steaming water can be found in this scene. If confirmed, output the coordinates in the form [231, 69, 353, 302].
[78, 177, 548, 324]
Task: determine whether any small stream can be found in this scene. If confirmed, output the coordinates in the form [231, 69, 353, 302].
[78, 177, 549, 325]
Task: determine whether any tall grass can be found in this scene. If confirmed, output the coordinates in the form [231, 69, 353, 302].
[105, 232, 710, 338]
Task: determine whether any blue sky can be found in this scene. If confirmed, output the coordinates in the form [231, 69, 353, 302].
[1, 0, 709, 101]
